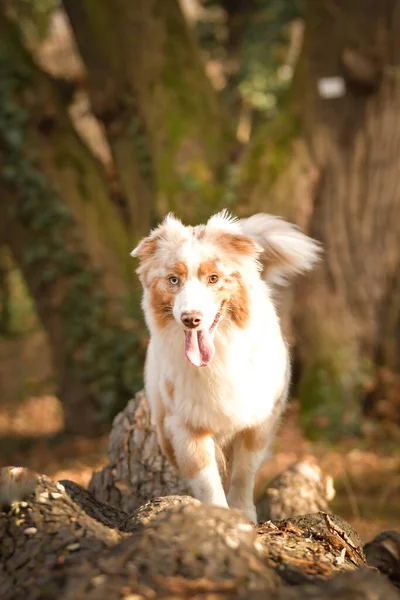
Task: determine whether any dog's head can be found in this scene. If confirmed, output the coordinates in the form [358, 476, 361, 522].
[131, 211, 262, 367]
[132, 210, 321, 367]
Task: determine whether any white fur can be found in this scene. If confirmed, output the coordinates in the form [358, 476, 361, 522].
[132, 210, 320, 522]
[240, 213, 322, 285]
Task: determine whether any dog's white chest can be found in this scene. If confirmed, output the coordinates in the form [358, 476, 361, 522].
[147, 318, 288, 436]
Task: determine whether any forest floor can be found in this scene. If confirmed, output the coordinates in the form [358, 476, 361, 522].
[0, 330, 399, 544]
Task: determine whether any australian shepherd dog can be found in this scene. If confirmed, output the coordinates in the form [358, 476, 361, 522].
[131, 210, 321, 522]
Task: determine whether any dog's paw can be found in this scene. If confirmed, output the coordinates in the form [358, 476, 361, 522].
[228, 497, 258, 524]
[243, 505, 258, 524]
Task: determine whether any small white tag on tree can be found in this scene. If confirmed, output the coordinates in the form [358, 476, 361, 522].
[317, 76, 346, 98]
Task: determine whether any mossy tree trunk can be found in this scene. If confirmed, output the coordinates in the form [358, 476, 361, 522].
[0, 246, 11, 335]
[239, 1, 400, 431]
[62, 0, 234, 232]
[0, 9, 133, 299]
[0, 12, 143, 435]
[291, 0, 400, 429]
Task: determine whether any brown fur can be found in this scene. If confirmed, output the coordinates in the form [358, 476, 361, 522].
[157, 418, 178, 468]
[169, 261, 188, 281]
[152, 392, 178, 468]
[216, 232, 260, 257]
[149, 261, 189, 328]
[134, 237, 159, 262]
[241, 422, 271, 452]
[165, 379, 174, 403]
[149, 279, 174, 329]
[227, 273, 250, 329]
[178, 429, 213, 479]
[198, 260, 223, 280]
[197, 260, 251, 329]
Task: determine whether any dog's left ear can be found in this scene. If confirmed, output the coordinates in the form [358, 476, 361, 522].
[215, 232, 263, 258]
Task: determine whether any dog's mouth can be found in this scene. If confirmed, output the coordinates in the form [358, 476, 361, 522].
[184, 303, 225, 368]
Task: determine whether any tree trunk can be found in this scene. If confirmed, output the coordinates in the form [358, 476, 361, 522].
[0, 178, 141, 435]
[0, 8, 132, 298]
[291, 0, 400, 428]
[62, 0, 234, 232]
[0, 246, 11, 335]
[3, 466, 397, 600]
[0, 13, 144, 434]
[241, 0, 400, 431]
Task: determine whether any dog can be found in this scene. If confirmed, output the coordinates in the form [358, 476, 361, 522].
[131, 210, 321, 522]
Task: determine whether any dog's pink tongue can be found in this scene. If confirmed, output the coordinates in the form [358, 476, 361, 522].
[184, 329, 215, 367]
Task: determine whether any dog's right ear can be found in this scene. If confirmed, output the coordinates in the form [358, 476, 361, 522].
[131, 213, 185, 263]
[130, 235, 158, 263]
[131, 233, 161, 285]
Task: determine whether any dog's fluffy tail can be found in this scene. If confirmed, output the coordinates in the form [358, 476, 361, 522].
[239, 213, 322, 285]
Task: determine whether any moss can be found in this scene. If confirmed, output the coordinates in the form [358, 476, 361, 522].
[0, 54, 143, 425]
[298, 357, 373, 441]
[241, 106, 299, 196]
[151, 0, 234, 219]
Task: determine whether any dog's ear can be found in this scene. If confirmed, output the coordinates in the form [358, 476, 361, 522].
[131, 212, 187, 263]
[215, 232, 263, 258]
[206, 209, 263, 259]
[239, 213, 322, 285]
[131, 235, 158, 263]
[131, 232, 161, 285]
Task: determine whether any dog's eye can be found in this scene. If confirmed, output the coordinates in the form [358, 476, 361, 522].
[208, 274, 219, 284]
[168, 276, 179, 286]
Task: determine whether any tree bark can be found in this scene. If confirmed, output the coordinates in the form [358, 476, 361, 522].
[89, 391, 189, 513]
[240, 0, 400, 428]
[0, 179, 141, 434]
[62, 0, 234, 232]
[256, 460, 336, 522]
[364, 530, 400, 589]
[3, 466, 397, 600]
[0, 8, 132, 297]
[0, 10, 147, 434]
[0, 246, 11, 335]
[292, 0, 400, 425]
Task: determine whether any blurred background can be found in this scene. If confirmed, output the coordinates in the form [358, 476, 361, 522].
[0, 0, 399, 539]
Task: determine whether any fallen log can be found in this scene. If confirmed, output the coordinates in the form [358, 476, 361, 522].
[256, 460, 335, 522]
[1, 467, 399, 599]
[88, 391, 188, 513]
[364, 530, 400, 589]
[89, 391, 336, 523]
[0, 467, 120, 600]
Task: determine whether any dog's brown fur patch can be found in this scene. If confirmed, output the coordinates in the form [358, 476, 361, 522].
[169, 261, 188, 281]
[216, 232, 260, 257]
[135, 237, 158, 262]
[149, 279, 174, 329]
[165, 379, 174, 403]
[242, 422, 270, 452]
[149, 261, 189, 328]
[228, 273, 250, 329]
[157, 418, 178, 468]
[178, 429, 213, 480]
[198, 260, 223, 280]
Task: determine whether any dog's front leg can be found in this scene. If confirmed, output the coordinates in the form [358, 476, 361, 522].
[165, 415, 228, 508]
[227, 425, 271, 523]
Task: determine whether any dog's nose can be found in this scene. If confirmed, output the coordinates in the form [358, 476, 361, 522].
[181, 311, 203, 329]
